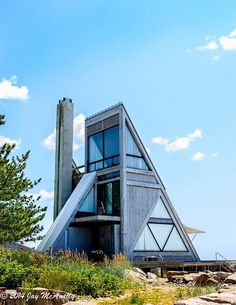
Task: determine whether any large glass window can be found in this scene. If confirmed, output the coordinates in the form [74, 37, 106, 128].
[78, 187, 95, 213]
[125, 125, 149, 171]
[134, 225, 160, 251]
[134, 224, 187, 252]
[104, 127, 119, 158]
[88, 125, 119, 172]
[89, 133, 103, 163]
[97, 181, 120, 216]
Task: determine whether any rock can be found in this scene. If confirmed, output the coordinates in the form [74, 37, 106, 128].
[125, 269, 146, 282]
[146, 272, 158, 285]
[175, 299, 225, 304]
[225, 273, 236, 284]
[146, 279, 158, 285]
[132, 267, 146, 277]
[218, 286, 236, 293]
[183, 273, 199, 283]
[171, 275, 185, 284]
[213, 272, 232, 282]
[167, 271, 188, 281]
[194, 273, 219, 286]
[200, 292, 236, 303]
[175, 286, 236, 305]
[147, 272, 157, 280]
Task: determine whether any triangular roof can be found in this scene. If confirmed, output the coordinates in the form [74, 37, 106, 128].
[122, 104, 200, 260]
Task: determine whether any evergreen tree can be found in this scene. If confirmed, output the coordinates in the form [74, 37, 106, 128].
[0, 114, 47, 243]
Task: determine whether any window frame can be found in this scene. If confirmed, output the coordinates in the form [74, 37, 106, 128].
[97, 179, 120, 216]
[88, 125, 120, 172]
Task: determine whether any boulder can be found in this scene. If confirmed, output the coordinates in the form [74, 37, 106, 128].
[194, 273, 219, 286]
[147, 272, 157, 280]
[225, 273, 236, 284]
[175, 287, 236, 305]
[175, 299, 226, 304]
[200, 292, 236, 303]
[167, 271, 188, 281]
[213, 272, 232, 282]
[125, 269, 147, 282]
[183, 273, 200, 283]
[132, 267, 146, 277]
[175, 300, 220, 304]
[170, 275, 185, 284]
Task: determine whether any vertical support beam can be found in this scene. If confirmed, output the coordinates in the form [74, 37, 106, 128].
[54, 98, 74, 220]
[120, 106, 126, 254]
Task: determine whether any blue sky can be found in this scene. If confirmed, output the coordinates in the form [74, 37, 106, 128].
[1, 0, 236, 260]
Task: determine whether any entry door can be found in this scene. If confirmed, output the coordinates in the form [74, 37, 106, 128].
[99, 225, 114, 257]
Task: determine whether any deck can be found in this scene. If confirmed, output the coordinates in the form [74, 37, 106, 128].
[133, 260, 236, 275]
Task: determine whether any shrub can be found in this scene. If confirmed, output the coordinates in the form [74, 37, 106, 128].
[0, 261, 36, 288]
[37, 263, 131, 297]
[0, 247, 133, 297]
[130, 293, 145, 305]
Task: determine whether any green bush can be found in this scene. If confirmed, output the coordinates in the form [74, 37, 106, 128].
[130, 293, 145, 305]
[37, 264, 131, 297]
[0, 246, 133, 297]
[0, 261, 36, 288]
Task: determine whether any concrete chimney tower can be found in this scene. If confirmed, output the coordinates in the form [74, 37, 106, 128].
[54, 98, 74, 220]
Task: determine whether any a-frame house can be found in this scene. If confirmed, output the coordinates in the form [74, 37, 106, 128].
[38, 100, 199, 262]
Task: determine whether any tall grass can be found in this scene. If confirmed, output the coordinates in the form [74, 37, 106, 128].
[0, 246, 134, 297]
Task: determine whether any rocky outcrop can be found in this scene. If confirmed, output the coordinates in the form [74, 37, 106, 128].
[125, 268, 158, 284]
[225, 273, 236, 284]
[175, 288, 236, 304]
[168, 271, 234, 286]
[167, 271, 188, 281]
[146, 272, 158, 285]
[125, 268, 147, 282]
[194, 273, 219, 286]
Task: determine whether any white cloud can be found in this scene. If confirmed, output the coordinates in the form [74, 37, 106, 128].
[0, 76, 29, 101]
[73, 113, 85, 148]
[212, 55, 220, 61]
[0, 135, 21, 149]
[191, 152, 205, 161]
[38, 190, 54, 201]
[196, 28, 236, 54]
[152, 137, 169, 145]
[152, 129, 202, 152]
[43, 113, 85, 151]
[28, 190, 54, 201]
[43, 129, 56, 150]
[219, 28, 236, 51]
[197, 41, 218, 51]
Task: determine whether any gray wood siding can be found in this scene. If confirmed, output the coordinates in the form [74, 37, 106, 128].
[127, 172, 157, 184]
[125, 185, 160, 251]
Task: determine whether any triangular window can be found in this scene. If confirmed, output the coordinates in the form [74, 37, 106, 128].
[126, 125, 149, 171]
[149, 224, 173, 250]
[150, 197, 171, 219]
[78, 187, 95, 213]
[164, 227, 187, 251]
[126, 126, 142, 156]
[134, 225, 160, 251]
